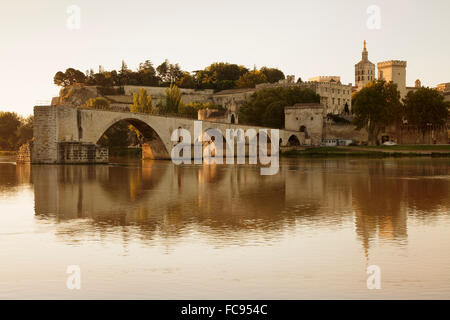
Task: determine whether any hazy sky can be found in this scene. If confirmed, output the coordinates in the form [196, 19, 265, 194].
[1, 0, 449, 116]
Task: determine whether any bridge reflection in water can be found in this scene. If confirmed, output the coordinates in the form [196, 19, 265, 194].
[2, 158, 450, 298]
[28, 158, 450, 255]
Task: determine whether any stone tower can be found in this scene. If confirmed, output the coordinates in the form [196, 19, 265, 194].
[377, 60, 407, 98]
[355, 40, 376, 90]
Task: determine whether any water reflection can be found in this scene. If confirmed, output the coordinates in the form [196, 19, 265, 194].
[0, 159, 433, 246]
[1, 158, 450, 255]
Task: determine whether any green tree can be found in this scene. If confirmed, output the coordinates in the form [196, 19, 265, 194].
[403, 87, 449, 135]
[138, 60, 159, 86]
[176, 72, 196, 89]
[194, 62, 248, 90]
[16, 115, 33, 147]
[130, 88, 153, 113]
[352, 80, 403, 145]
[162, 84, 182, 114]
[236, 70, 268, 88]
[260, 67, 285, 83]
[0, 112, 22, 150]
[239, 87, 320, 128]
[53, 68, 86, 87]
[156, 59, 169, 83]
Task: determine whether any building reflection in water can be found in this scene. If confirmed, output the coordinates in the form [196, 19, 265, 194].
[17, 158, 449, 256]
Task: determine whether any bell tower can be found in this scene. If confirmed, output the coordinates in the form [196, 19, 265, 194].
[355, 41, 376, 90]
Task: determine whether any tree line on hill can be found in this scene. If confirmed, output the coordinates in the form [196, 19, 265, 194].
[54, 61, 286, 91]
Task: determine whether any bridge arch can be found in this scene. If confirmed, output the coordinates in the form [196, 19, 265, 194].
[93, 116, 170, 160]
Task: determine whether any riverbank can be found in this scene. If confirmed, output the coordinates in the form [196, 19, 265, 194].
[281, 145, 450, 158]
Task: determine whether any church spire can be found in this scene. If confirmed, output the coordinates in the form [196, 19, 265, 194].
[362, 40, 368, 61]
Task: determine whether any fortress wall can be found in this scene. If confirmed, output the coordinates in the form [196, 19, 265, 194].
[324, 123, 368, 142]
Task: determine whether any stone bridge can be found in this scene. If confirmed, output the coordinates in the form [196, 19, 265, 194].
[32, 105, 305, 164]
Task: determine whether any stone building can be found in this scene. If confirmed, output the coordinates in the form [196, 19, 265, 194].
[284, 103, 324, 145]
[406, 79, 422, 95]
[308, 76, 341, 83]
[355, 41, 376, 90]
[256, 80, 352, 115]
[436, 82, 450, 103]
[377, 60, 408, 98]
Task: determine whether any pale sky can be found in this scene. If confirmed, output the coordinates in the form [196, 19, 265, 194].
[1, 0, 449, 116]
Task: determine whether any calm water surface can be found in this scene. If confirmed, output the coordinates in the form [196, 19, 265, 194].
[0, 156, 450, 299]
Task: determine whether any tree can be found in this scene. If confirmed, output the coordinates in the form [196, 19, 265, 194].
[138, 60, 159, 86]
[239, 86, 320, 128]
[260, 67, 285, 83]
[168, 63, 183, 84]
[163, 84, 182, 114]
[156, 59, 169, 83]
[53, 68, 86, 87]
[0, 112, 33, 150]
[120, 60, 129, 74]
[16, 115, 33, 147]
[352, 80, 403, 145]
[130, 88, 153, 113]
[194, 62, 249, 90]
[236, 70, 268, 88]
[403, 87, 449, 135]
[176, 72, 196, 89]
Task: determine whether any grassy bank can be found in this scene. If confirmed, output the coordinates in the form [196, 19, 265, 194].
[281, 146, 450, 158]
[357, 145, 450, 152]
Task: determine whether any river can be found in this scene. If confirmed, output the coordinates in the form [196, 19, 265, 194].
[0, 156, 449, 299]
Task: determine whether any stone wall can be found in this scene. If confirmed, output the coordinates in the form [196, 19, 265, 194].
[285, 104, 324, 145]
[384, 125, 448, 145]
[33, 106, 58, 163]
[58, 142, 108, 164]
[16, 142, 32, 163]
[123, 85, 213, 105]
[324, 123, 368, 143]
